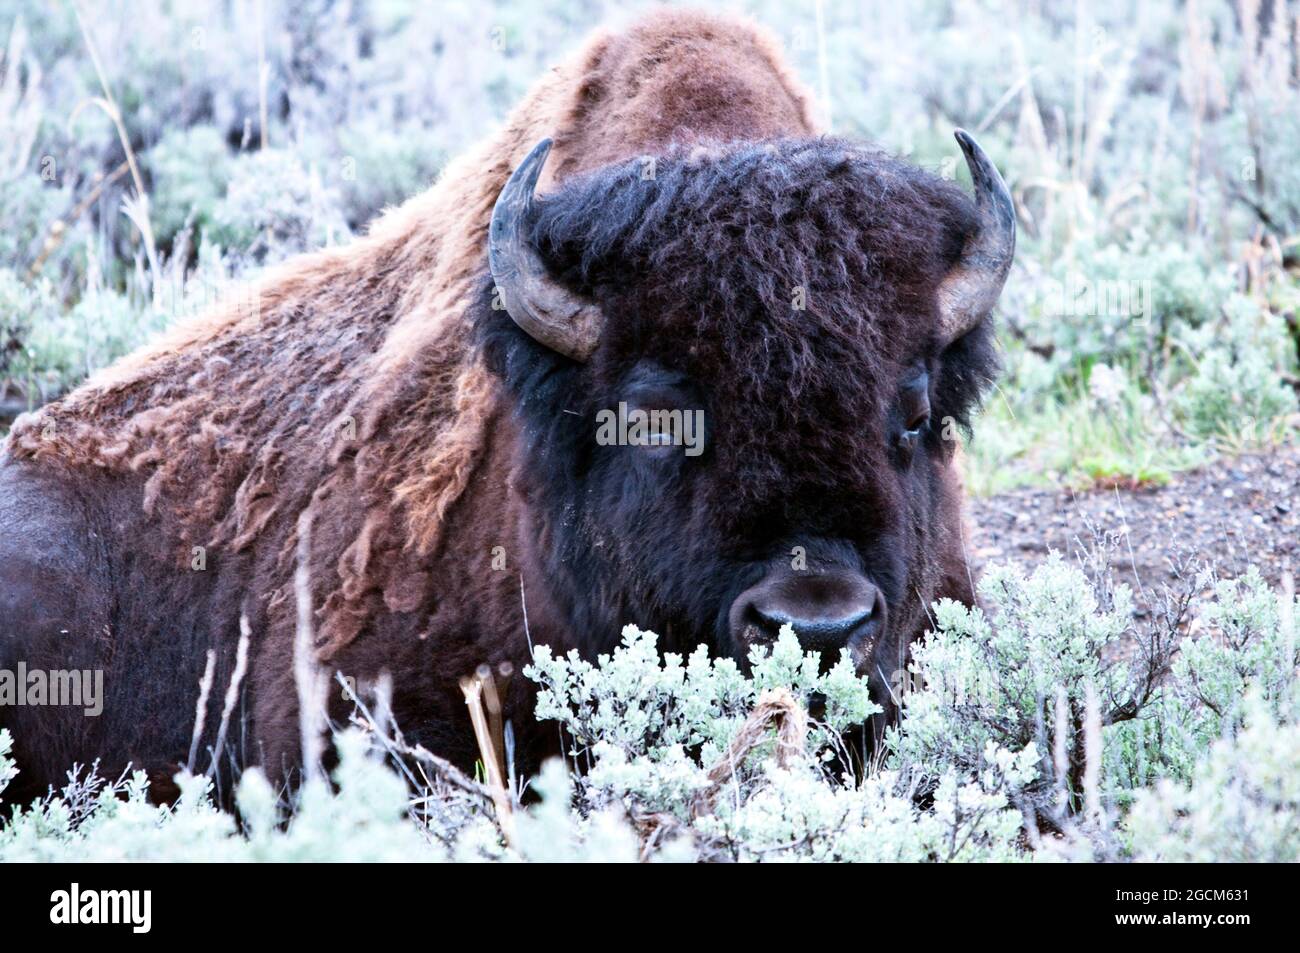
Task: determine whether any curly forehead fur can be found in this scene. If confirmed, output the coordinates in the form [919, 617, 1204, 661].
[487, 139, 997, 521]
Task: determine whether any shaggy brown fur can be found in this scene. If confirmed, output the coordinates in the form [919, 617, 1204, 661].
[6, 10, 817, 659]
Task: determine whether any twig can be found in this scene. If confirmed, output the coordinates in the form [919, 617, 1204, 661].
[692, 688, 806, 818]
[26, 159, 129, 279]
[186, 650, 217, 774]
[256, 0, 269, 149]
[69, 1, 158, 278]
[813, 0, 832, 131]
[207, 616, 252, 778]
[460, 673, 515, 844]
[293, 508, 327, 783]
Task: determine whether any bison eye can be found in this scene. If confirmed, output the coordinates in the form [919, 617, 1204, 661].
[642, 428, 676, 453]
[896, 370, 931, 460]
[904, 406, 931, 435]
[899, 370, 931, 434]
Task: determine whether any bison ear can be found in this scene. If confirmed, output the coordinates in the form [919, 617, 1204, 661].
[935, 130, 1016, 344]
[489, 138, 604, 362]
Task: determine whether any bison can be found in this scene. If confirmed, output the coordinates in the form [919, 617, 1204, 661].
[0, 10, 1012, 802]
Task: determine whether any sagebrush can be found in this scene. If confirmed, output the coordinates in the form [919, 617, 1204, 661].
[3, 554, 1296, 862]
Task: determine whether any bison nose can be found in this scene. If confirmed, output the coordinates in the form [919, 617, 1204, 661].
[749, 602, 877, 654]
[730, 571, 884, 664]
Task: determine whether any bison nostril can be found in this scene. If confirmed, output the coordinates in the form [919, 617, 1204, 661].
[730, 569, 886, 669]
[740, 583, 883, 659]
[797, 611, 876, 656]
[752, 604, 872, 642]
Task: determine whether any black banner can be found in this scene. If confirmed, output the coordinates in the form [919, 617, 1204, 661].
[0, 863, 1279, 940]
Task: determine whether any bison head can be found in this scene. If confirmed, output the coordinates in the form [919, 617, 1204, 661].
[479, 134, 1013, 697]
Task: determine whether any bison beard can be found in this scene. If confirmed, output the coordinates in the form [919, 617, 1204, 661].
[0, 10, 1005, 803]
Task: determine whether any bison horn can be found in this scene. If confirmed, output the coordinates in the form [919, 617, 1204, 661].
[935, 130, 1016, 343]
[489, 138, 603, 362]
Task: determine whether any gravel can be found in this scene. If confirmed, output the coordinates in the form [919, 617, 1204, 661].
[967, 445, 1300, 607]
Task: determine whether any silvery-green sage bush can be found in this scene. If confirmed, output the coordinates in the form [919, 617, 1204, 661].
[890, 553, 1299, 836]
[1124, 691, 1300, 862]
[528, 626, 1034, 861]
[528, 626, 879, 783]
[885, 555, 1164, 819]
[1107, 567, 1300, 794]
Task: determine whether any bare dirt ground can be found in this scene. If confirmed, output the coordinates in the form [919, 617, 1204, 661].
[967, 444, 1300, 608]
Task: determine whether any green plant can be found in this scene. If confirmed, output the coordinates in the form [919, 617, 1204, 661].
[146, 126, 232, 248]
[334, 121, 446, 227]
[887, 554, 1169, 822]
[209, 149, 350, 260]
[526, 626, 1032, 861]
[1173, 296, 1298, 446]
[1124, 692, 1300, 862]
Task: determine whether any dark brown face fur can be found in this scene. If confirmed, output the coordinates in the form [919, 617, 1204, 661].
[479, 138, 1000, 693]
